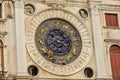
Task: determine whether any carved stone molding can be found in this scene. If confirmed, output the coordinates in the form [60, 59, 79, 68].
[100, 4, 120, 11]
[104, 39, 120, 43]
[0, 31, 8, 36]
[3, 1, 14, 18]
[23, 0, 88, 7]
[89, 4, 100, 14]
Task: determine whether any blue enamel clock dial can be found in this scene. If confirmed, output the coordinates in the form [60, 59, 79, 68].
[35, 18, 82, 65]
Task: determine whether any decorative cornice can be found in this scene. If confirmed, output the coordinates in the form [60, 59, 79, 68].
[89, 0, 102, 3]
[0, 18, 7, 22]
[2, 0, 15, 3]
[45, 0, 65, 8]
[23, 0, 88, 7]
[0, 31, 8, 36]
[104, 39, 120, 43]
[100, 4, 120, 11]
[23, 0, 87, 3]
[23, 0, 44, 3]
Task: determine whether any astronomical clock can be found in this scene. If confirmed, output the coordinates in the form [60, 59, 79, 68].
[26, 9, 93, 76]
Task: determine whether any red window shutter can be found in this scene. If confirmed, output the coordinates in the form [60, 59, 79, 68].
[105, 13, 118, 27]
[105, 14, 111, 26]
[113, 14, 118, 27]
[110, 45, 120, 79]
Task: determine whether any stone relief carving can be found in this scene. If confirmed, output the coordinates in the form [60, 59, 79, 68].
[45, 0, 66, 8]
[100, 4, 120, 11]
[24, 4, 35, 15]
[3, 1, 14, 18]
[79, 9, 88, 18]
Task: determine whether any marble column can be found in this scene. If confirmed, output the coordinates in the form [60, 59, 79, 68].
[89, 2, 107, 79]
[15, 1, 28, 76]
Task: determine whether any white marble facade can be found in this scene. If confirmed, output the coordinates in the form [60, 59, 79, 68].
[0, 0, 119, 79]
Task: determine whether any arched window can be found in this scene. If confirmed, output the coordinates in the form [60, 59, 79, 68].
[110, 45, 120, 80]
[110, 45, 120, 53]
[0, 40, 4, 76]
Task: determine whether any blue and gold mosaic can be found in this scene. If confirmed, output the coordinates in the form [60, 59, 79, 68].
[35, 18, 82, 65]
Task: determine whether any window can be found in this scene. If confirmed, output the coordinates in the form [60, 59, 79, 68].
[110, 45, 120, 53]
[110, 45, 120, 80]
[28, 65, 38, 76]
[84, 67, 93, 78]
[105, 13, 118, 27]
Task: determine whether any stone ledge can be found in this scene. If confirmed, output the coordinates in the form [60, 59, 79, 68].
[0, 18, 7, 22]
[104, 39, 120, 43]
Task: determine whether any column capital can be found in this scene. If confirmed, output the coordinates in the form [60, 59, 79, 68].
[90, 5, 100, 14]
[14, 0, 24, 8]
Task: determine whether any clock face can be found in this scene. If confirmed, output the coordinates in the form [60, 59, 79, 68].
[35, 18, 82, 65]
[26, 9, 93, 75]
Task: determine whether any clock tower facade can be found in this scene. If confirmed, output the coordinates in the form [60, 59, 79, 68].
[0, 0, 120, 80]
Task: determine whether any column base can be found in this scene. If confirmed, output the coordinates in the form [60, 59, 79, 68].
[96, 78, 112, 80]
[16, 72, 29, 76]
[14, 73, 31, 80]
[96, 75, 112, 80]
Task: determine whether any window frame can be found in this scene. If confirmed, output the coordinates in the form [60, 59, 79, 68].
[105, 13, 119, 27]
[103, 11, 120, 29]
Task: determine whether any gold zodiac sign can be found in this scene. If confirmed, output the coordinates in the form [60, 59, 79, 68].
[47, 50, 54, 58]
[40, 48, 46, 53]
[40, 48, 54, 59]
[38, 38, 44, 44]
[40, 28, 48, 33]
[73, 48, 77, 56]
[73, 37, 77, 41]
[51, 21, 60, 27]
[72, 37, 81, 46]
[66, 54, 72, 61]
[63, 25, 69, 29]
[58, 57, 64, 61]
[75, 42, 80, 46]
[70, 30, 74, 35]
[74, 37, 80, 42]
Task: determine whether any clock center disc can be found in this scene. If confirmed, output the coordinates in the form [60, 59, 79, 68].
[45, 29, 72, 56]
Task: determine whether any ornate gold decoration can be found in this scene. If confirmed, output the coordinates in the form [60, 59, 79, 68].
[73, 48, 77, 56]
[40, 48, 46, 53]
[70, 30, 74, 35]
[47, 50, 54, 58]
[66, 54, 72, 61]
[51, 20, 60, 27]
[63, 25, 69, 29]
[38, 38, 44, 44]
[40, 28, 48, 33]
